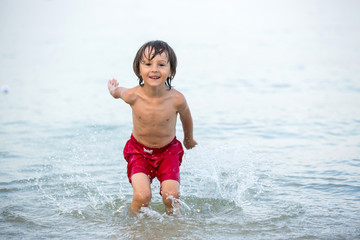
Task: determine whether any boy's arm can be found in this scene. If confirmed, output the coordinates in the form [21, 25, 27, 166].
[177, 93, 197, 149]
[108, 78, 128, 100]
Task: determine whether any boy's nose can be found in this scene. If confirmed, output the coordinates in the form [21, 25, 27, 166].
[151, 65, 158, 72]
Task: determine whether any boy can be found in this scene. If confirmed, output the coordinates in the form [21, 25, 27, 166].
[108, 40, 197, 213]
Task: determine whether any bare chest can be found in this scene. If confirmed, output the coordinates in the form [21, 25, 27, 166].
[131, 99, 177, 127]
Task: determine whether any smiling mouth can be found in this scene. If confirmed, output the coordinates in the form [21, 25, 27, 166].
[149, 76, 160, 80]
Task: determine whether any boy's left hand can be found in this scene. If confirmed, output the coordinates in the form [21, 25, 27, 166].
[183, 138, 197, 150]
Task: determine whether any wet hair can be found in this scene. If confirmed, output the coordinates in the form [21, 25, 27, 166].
[133, 40, 177, 89]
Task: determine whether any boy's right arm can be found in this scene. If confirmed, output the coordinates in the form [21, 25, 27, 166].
[108, 78, 128, 100]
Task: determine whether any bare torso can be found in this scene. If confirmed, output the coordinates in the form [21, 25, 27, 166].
[108, 77, 196, 150]
[129, 86, 182, 148]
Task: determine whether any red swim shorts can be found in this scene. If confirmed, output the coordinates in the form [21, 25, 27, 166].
[123, 135, 184, 184]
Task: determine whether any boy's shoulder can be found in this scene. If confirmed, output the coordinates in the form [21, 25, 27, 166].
[170, 88, 187, 109]
[122, 86, 141, 104]
[171, 88, 185, 100]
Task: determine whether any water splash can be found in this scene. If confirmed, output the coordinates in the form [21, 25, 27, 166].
[183, 144, 264, 207]
[166, 195, 191, 214]
[138, 207, 164, 221]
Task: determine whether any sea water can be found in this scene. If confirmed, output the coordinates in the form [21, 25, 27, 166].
[1, 0, 360, 239]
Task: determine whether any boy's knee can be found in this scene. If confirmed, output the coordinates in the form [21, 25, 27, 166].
[162, 190, 180, 201]
[161, 180, 180, 202]
[133, 191, 152, 205]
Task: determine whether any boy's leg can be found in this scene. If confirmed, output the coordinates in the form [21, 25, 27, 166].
[161, 180, 180, 213]
[130, 173, 152, 212]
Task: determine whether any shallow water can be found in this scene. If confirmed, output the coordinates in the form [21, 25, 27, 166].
[1, 0, 360, 239]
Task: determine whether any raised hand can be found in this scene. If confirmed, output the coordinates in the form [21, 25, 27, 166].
[107, 78, 119, 92]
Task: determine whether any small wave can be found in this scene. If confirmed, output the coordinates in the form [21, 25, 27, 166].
[0, 151, 20, 159]
[182, 195, 240, 217]
[1, 207, 49, 229]
[0, 187, 20, 193]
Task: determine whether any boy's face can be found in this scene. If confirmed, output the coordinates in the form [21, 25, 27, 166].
[139, 48, 171, 88]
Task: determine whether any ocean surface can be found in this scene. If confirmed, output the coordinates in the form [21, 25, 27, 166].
[1, 0, 360, 239]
